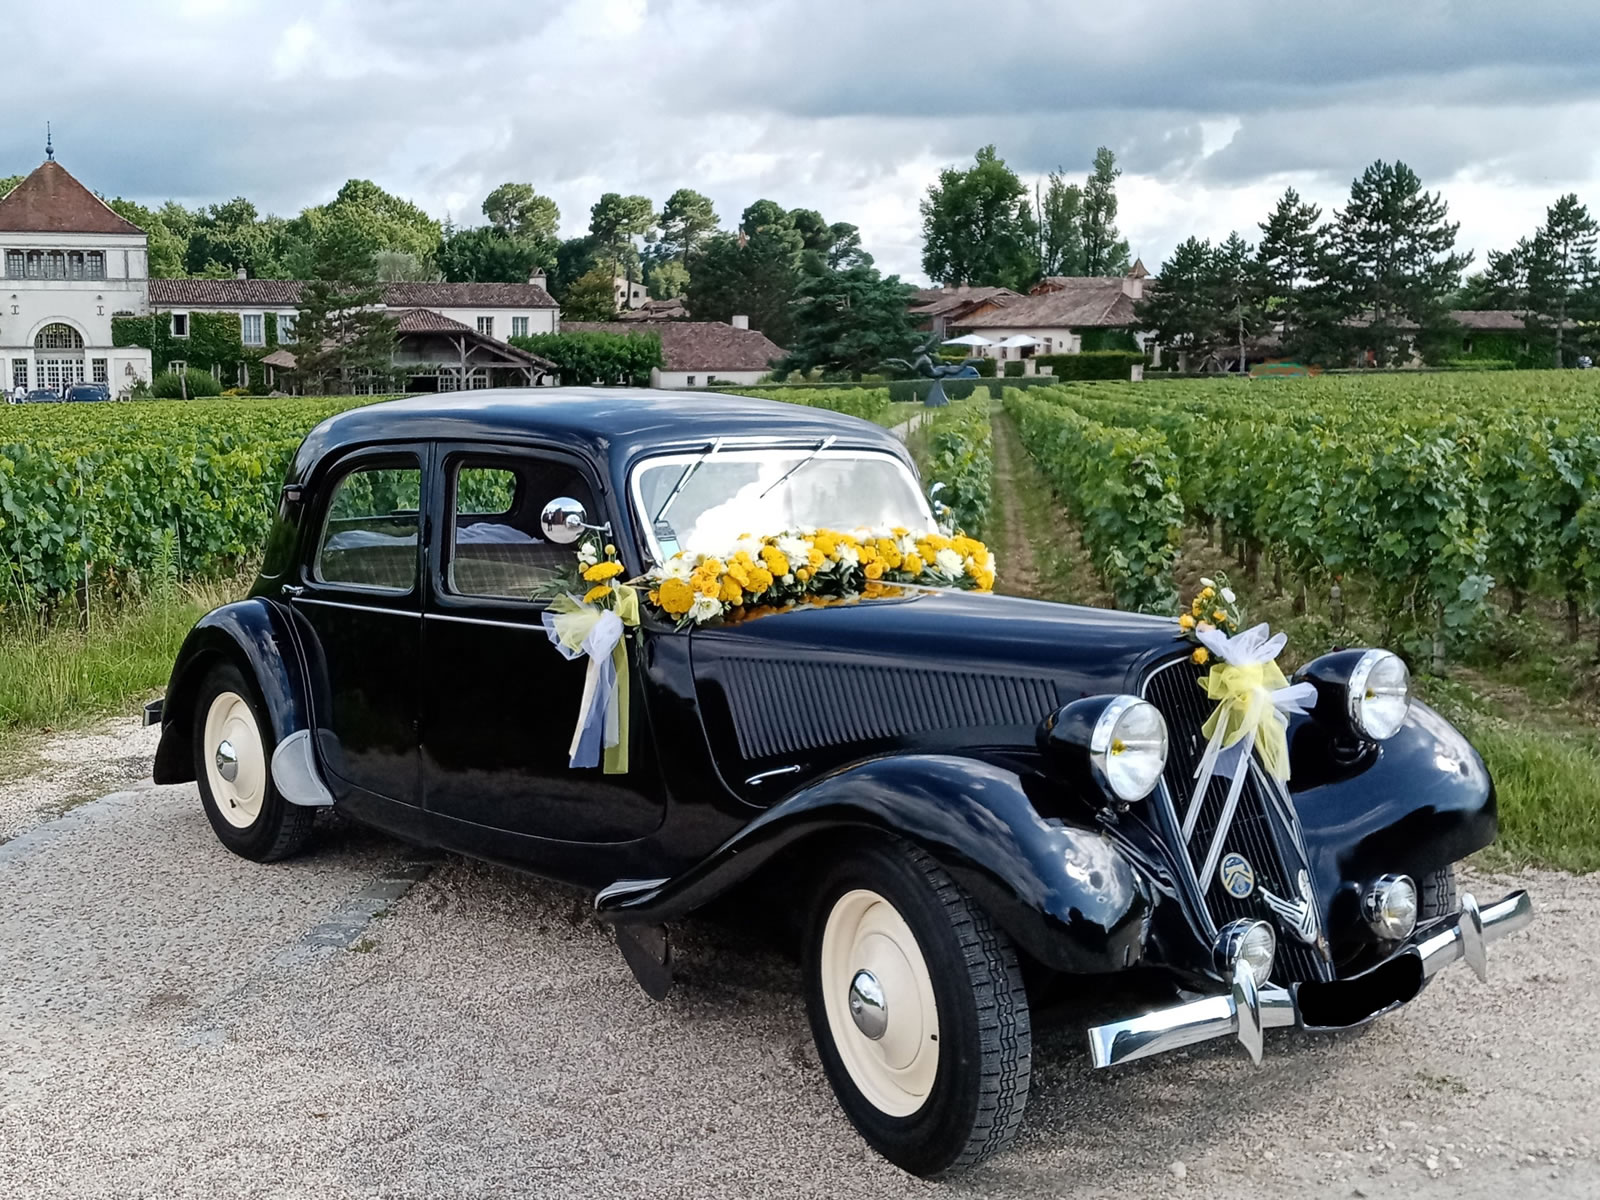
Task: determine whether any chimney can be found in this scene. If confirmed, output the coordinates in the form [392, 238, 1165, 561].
[235, 267, 247, 280]
[529, 268, 547, 290]
[731, 314, 749, 330]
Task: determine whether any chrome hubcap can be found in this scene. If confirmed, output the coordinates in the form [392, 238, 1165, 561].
[215, 739, 239, 784]
[847, 969, 888, 1040]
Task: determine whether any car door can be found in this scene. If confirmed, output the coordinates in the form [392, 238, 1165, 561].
[291, 447, 425, 833]
[420, 443, 666, 853]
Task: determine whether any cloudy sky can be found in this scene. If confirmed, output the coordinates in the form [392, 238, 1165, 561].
[7, 0, 1597, 283]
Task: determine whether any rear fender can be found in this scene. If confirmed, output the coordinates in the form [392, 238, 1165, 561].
[152, 599, 311, 785]
[596, 754, 1154, 974]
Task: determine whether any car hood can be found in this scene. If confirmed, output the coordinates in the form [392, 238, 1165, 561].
[683, 591, 1185, 798]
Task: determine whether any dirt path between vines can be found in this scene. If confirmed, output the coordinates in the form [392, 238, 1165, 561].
[988, 407, 1045, 598]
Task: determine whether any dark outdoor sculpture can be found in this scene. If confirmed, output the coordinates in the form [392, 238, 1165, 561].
[885, 335, 981, 407]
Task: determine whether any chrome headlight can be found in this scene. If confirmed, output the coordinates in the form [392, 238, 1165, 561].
[1348, 650, 1410, 740]
[1297, 648, 1412, 743]
[1363, 874, 1418, 940]
[1089, 696, 1169, 802]
[1037, 693, 1169, 805]
[1215, 918, 1276, 987]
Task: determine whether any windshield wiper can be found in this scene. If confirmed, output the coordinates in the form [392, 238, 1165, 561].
[757, 436, 836, 500]
[653, 437, 724, 527]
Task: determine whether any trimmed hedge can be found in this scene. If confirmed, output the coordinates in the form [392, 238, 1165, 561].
[150, 368, 225, 399]
[509, 330, 663, 385]
[1034, 350, 1146, 381]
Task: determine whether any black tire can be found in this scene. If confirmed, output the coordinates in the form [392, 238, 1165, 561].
[192, 662, 314, 862]
[802, 839, 1031, 1176]
[1418, 864, 1458, 921]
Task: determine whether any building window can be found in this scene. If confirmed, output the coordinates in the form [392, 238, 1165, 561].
[241, 313, 264, 346]
[5, 251, 22, 277]
[277, 313, 296, 343]
[171, 313, 189, 338]
[1462, 337, 1474, 354]
[92, 358, 108, 384]
[476, 316, 495, 337]
[86, 251, 104, 280]
[67, 251, 85, 280]
[13, 359, 28, 390]
[168, 359, 187, 375]
[35, 323, 83, 350]
[687, 376, 697, 387]
[44, 251, 66, 279]
[25, 251, 42, 278]
[511, 315, 529, 338]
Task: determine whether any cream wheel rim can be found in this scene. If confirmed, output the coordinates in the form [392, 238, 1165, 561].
[203, 690, 266, 829]
[820, 888, 940, 1117]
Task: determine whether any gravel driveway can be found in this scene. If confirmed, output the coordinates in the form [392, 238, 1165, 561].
[1, 721, 1596, 1199]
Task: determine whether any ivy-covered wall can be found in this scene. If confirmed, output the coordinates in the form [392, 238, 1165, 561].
[113, 310, 283, 393]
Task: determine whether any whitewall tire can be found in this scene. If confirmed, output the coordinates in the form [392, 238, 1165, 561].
[803, 839, 1031, 1176]
[192, 662, 314, 862]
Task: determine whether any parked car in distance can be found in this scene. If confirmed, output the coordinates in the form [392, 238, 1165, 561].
[64, 383, 110, 402]
[24, 388, 60, 403]
[147, 388, 1533, 1176]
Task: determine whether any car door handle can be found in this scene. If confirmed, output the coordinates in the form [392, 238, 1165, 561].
[282, 585, 304, 599]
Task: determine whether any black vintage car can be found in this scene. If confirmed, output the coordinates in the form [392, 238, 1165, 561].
[149, 389, 1532, 1176]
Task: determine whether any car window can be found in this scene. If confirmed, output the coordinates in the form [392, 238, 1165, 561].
[447, 456, 597, 601]
[314, 464, 422, 591]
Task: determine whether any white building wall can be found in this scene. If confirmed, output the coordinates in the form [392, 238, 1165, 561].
[429, 307, 557, 338]
[650, 367, 768, 388]
[0, 230, 149, 393]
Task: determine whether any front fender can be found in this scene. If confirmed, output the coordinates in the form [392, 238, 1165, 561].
[597, 754, 1154, 974]
[1292, 701, 1497, 949]
[151, 598, 310, 784]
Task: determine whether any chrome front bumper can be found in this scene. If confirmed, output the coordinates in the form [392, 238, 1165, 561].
[1087, 889, 1533, 1069]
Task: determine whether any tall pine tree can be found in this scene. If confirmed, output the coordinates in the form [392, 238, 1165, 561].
[1256, 187, 1324, 346]
[290, 223, 397, 395]
[1527, 194, 1598, 365]
[1079, 147, 1131, 276]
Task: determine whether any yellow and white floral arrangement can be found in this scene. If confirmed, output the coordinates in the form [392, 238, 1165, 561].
[643, 527, 996, 628]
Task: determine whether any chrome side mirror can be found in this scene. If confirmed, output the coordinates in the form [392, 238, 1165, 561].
[539, 496, 589, 544]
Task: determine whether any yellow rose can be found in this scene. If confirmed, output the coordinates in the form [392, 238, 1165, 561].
[1191, 647, 1210, 665]
[902, 553, 923, 575]
[748, 566, 774, 593]
[807, 548, 825, 569]
[864, 560, 885, 580]
[1212, 609, 1228, 622]
[657, 577, 694, 615]
[721, 577, 744, 605]
[583, 584, 613, 604]
[761, 547, 789, 577]
[1178, 612, 1196, 630]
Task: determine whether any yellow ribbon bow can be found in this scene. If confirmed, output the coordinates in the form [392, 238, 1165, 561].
[545, 586, 640, 774]
[1198, 658, 1294, 782]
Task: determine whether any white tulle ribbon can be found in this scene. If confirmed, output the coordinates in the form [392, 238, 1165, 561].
[1183, 623, 1317, 888]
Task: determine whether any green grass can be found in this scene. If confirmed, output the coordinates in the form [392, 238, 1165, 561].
[0, 578, 242, 771]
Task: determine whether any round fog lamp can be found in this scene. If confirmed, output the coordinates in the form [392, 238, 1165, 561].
[1215, 918, 1276, 988]
[1349, 650, 1410, 740]
[1090, 696, 1168, 803]
[1363, 873, 1418, 940]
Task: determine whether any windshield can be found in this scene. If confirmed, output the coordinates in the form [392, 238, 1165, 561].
[631, 447, 934, 560]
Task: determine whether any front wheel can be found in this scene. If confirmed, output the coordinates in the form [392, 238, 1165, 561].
[803, 839, 1032, 1176]
[192, 662, 314, 862]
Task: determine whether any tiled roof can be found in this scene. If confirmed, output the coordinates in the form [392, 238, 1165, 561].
[1450, 309, 1536, 332]
[563, 320, 785, 372]
[908, 286, 1020, 318]
[951, 280, 1140, 330]
[382, 281, 557, 309]
[0, 161, 144, 235]
[392, 308, 472, 333]
[148, 278, 304, 306]
[147, 278, 559, 309]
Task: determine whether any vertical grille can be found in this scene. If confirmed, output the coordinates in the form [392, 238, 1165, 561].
[1141, 656, 1329, 984]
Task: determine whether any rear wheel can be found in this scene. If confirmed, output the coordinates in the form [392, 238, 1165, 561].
[192, 662, 314, 862]
[803, 839, 1031, 1176]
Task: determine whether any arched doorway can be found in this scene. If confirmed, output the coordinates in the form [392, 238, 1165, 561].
[35, 323, 85, 392]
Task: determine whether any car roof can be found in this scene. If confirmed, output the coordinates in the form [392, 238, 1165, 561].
[292, 387, 905, 480]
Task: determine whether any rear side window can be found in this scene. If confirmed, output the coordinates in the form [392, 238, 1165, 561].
[447, 456, 597, 601]
[315, 464, 422, 591]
